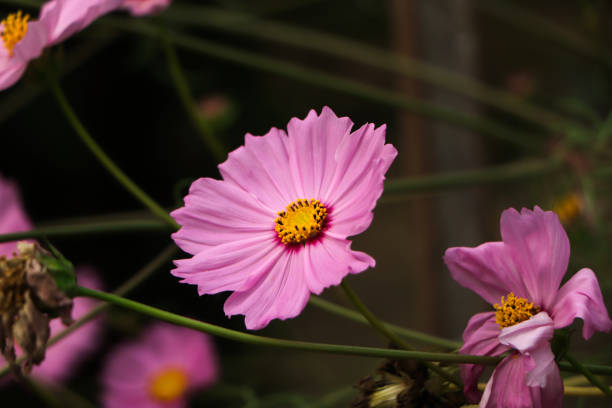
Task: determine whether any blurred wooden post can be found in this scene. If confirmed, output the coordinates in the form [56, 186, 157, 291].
[416, 0, 486, 337]
[388, 0, 437, 334]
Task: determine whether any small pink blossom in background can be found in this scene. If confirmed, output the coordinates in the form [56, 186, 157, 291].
[171, 106, 397, 330]
[29, 267, 104, 383]
[121, 0, 171, 16]
[444, 206, 612, 407]
[0, 175, 33, 256]
[0, 0, 121, 91]
[197, 94, 230, 120]
[101, 323, 218, 408]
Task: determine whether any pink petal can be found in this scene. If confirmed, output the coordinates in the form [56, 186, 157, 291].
[172, 235, 282, 294]
[40, 0, 122, 45]
[551, 268, 612, 339]
[302, 235, 375, 294]
[219, 128, 298, 212]
[500, 207, 569, 310]
[480, 353, 563, 408]
[524, 344, 557, 388]
[223, 250, 311, 330]
[458, 312, 509, 402]
[498, 312, 554, 354]
[0, 175, 33, 256]
[12, 20, 47, 61]
[121, 0, 171, 16]
[171, 177, 273, 254]
[0, 60, 27, 92]
[286, 106, 354, 199]
[443, 242, 525, 305]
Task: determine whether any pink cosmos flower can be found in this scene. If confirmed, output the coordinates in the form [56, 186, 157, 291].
[444, 207, 612, 407]
[120, 0, 171, 16]
[0, 175, 33, 256]
[0, 0, 121, 91]
[171, 107, 397, 330]
[101, 323, 218, 408]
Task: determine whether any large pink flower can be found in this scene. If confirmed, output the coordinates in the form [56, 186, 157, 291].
[171, 107, 397, 330]
[120, 0, 171, 16]
[0, 175, 33, 256]
[101, 323, 218, 408]
[0, 0, 121, 91]
[444, 207, 612, 407]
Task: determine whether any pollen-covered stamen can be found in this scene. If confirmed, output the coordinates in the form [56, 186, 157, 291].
[1, 11, 29, 56]
[275, 198, 328, 245]
[494, 292, 540, 329]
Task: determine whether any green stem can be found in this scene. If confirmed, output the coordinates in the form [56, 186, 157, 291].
[108, 19, 536, 148]
[564, 352, 612, 400]
[383, 157, 563, 196]
[0, 245, 178, 378]
[0, 218, 169, 244]
[159, 26, 226, 162]
[163, 4, 583, 135]
[340, 281, 461, 387]
[45, 73, 179, 230]
[476, 0, 612, 70]
[308, 296, 461, 349]
[73, 285, 500, 365]
[21, 377, 63, 408]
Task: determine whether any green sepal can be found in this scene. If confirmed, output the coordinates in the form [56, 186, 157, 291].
[551, 328, 572, 362]
[39, 240, 77, 295]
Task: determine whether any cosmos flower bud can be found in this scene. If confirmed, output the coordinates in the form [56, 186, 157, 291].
[353, 360, 465, 408]
[0, 242, 74, 374]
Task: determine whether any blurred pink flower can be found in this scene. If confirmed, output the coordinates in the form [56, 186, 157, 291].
[121, 0, 171, 16]
[444, 207, 612, 407]
[0, 0, 121, 91]
[0, 175, 33, 256]
[101, 323, 218, 408]
[30, 266, 104, 382]
[171, 107, 397, 329]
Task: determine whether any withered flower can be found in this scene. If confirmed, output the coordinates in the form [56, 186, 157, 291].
[0, 242, 73, 374]
[353, 360, 466, 408]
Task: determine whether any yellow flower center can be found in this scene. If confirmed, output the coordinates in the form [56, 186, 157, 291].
[552, 192, 582, 225]
[148, 367, 188, 402]
[494, 292, 540, 329]
[275, 198, 328, 245]
[1, 11, 29, 56]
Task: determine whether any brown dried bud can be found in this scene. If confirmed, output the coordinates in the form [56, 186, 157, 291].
[0, 242, 73, 375]
[352, 360, 466, 408]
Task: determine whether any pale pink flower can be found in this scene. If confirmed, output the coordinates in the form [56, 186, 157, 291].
[101, 323, 218, 408]
[120, 0, 171, 16]
[0, 175, 33, 256]
[171, 107, 397, 330]
[444, 207, 612, 407]
[0, 0, 121, 91]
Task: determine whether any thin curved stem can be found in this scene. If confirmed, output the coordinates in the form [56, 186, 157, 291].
[340, 281, 461, 387]
[564, 352, 612, 400]
[73, 285, 501, 364]
[159, 25, 226, 162]
[0, 245, 178, 378]
[46, 73, 179, 230]
[0, 218, 170, 244]
[108, 19, 537, 148]
[163, 4, 584, 135]
[383, 157, 564, 196]
[308, 296, 461, 349]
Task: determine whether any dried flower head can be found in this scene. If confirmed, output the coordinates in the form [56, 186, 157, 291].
[353, 360, 465, 408]
[0, 242, 73, 374]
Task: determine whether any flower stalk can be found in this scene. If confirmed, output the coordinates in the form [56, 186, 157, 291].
[45, 72, 179, 230]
